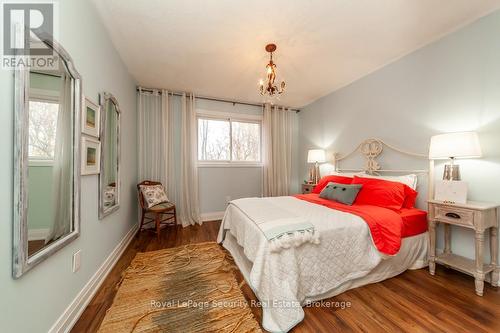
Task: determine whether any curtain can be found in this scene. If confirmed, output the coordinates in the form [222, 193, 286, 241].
[137, 89, 170, 188]
[262, 103, 295, 197]
[179, 93, 200, 226]
[137, 89, 199, 227]
[46, 74, 72, 243]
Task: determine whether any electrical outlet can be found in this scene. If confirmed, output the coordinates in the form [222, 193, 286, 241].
[72, 250, 81, 273]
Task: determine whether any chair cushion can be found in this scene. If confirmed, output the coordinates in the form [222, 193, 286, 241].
[139, 184, 169, 208]
[148, 201, 175, 212]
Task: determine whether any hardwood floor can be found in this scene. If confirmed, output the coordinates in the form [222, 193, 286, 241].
[28, 239, 45, 255]
[72, 221, 500, 333]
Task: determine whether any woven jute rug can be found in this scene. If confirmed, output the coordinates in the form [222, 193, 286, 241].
[97, 242, 262, 333]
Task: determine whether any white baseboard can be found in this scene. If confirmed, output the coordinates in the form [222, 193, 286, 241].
[28, 228, 49, 241]
[49, 224, 139, 333]
[200, 211, 224, 222]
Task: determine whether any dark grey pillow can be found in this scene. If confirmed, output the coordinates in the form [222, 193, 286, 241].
[319, 182, 362, 205]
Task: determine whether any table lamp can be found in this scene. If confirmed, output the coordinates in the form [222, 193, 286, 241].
[429, 131, 482, 180]
[307, 149, 326, 184]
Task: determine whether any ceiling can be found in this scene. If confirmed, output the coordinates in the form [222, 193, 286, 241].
[92, 0, 500, 108]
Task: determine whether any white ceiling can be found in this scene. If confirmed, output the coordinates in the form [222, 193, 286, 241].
[92, 0, 500, 108]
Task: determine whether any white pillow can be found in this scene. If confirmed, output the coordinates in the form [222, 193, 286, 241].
[357, 173, 418, 190]
[140, 184, 169, 208]
[330, 171, 365, 178]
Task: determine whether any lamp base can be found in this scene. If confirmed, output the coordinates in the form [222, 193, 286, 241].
[443, 164, 461, 181]
[309, 162, 321, 184]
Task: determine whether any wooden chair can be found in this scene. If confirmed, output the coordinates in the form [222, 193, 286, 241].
[137, 180, 177, 240]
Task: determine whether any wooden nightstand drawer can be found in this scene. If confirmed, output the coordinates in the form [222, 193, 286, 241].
[301, 184, 316, 194]
[435, 206, 474, 227]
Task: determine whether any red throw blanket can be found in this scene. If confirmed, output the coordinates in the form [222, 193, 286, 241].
[294, 193, 425, 255]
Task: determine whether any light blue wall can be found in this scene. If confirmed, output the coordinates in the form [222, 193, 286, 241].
[195, 99, 264, 214]
[299, 11, 500, 265]
[193, 98, 300, 214]
[0, 0, 137, 332]
[141, 89, 300, 217]
[27, 165, 54, 230]
[199, 166, 263, 212]
[160, 95, 265, 215]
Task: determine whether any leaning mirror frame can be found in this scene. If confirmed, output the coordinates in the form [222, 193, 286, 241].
[13, 33, 82, 278]
[98, 92, 121, 219]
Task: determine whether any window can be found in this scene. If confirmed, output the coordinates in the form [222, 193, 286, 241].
[197, 116, 261, 164]
[197, 118, 230, 161]
[28, 100, 59, 160]
[231, 121, 261, 161]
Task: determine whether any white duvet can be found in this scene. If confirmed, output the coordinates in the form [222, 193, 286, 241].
[217, 196, 383, 332]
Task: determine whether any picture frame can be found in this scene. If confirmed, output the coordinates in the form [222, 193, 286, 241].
[81, 136, 101, 175]
[434, 180, 468, 204]
[82, 96, 100, 138]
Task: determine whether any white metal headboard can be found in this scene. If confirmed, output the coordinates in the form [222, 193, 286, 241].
[334, 138, 434, 200]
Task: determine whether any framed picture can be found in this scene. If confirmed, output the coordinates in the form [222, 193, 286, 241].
[81, 136, 101, 175]
[82, 96, 100, 138]
[435, 180, 468, 204]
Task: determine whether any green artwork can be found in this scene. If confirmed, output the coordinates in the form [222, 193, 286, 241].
[86, 106, 96, 128]
[87, 147, 96, 166]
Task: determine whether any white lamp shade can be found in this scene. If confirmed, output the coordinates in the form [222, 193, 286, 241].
[307, 149, 326, 163]
[429, 131, 482, 160]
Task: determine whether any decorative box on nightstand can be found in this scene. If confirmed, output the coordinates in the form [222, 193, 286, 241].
[301, 183, 316, 194]
[428, 199, 500, 296]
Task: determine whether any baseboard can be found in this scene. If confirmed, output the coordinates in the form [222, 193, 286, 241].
[28, 228, 49, 241]
[200, 211, 224, 222]
[48, 224, 139, 333]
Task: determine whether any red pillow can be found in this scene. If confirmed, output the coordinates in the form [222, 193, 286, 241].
[403, 185, 418, 208]
[312, 175, 353, 194]
[351, 176, 406, 211]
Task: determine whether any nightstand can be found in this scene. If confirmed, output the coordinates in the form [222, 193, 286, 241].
[301, 183, 316, 194]
[428, 200, 499, 296]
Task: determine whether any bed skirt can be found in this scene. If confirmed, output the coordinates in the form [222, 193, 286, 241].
[222, 231, 428, 306]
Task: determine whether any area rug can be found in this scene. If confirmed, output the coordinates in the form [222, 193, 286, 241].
[97, 242, 262, 333]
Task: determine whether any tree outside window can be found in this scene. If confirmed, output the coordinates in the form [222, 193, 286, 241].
[28, 100, 59, 160]
[197, 117, 261, 163]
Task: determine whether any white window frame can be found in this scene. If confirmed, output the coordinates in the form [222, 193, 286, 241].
[196, 109, 262, 168]
[28, 88, 60, 166]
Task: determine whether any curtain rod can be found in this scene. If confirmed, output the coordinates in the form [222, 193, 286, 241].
[136, 87, 300, 113]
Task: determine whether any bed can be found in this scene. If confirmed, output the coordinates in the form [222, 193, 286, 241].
[217, 139, 431, 332]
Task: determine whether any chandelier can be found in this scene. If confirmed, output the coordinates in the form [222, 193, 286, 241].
[259, 43, 285, 97]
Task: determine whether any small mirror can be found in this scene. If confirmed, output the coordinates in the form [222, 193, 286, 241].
[13, 36, 81, 278]
[99, 92, 120, 218]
